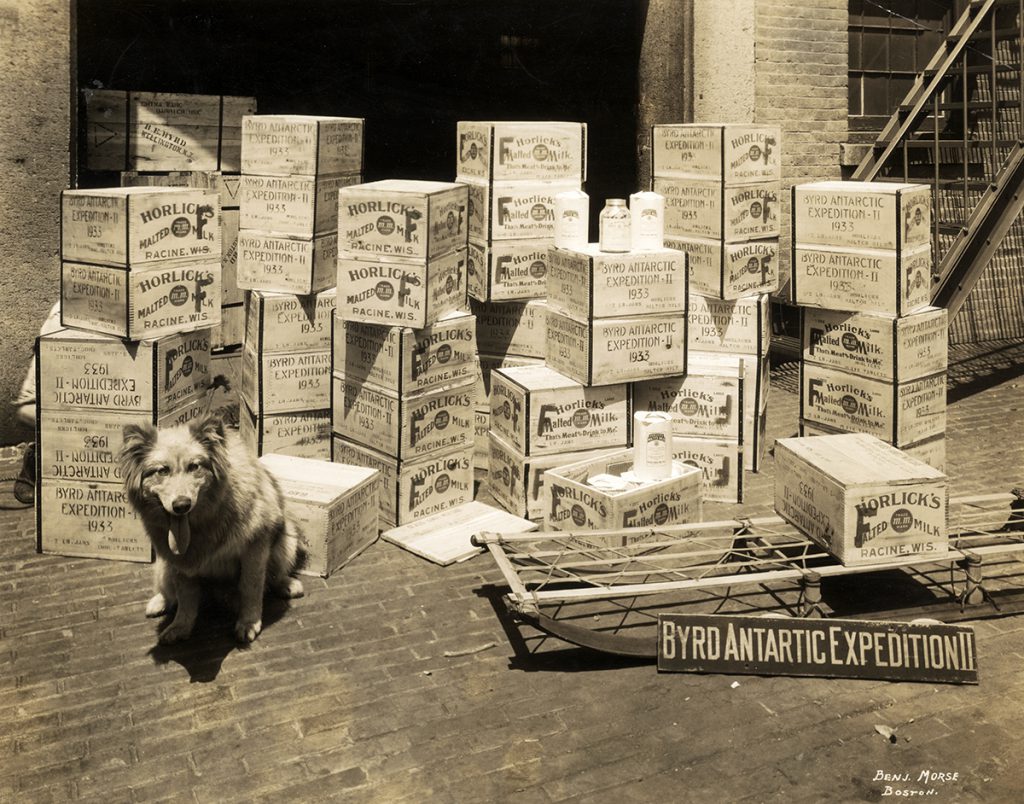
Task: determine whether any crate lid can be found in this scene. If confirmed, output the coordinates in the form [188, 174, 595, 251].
[777, 433, 945, 484]
[260, 454, 378, 504]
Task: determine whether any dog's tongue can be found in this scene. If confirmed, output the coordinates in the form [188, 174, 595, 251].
[168, 514, 191, 556]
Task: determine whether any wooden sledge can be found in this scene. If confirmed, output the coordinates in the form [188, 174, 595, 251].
[472, 492, 1024, 657]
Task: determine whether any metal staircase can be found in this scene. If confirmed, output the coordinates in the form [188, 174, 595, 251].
[851, 0, 1024, 330]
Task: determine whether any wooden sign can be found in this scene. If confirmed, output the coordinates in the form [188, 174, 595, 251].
[658, 614, 978, 685]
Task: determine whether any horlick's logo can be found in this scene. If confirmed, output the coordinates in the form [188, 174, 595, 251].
[498, 136, 572, 166]
[537, 400, 613, 436]
[729, 133, 776, 170]
[408, 455, 471, 509]
[807, 324, 882, 358]
[730, 190, 776, 228]
[854, 491, 943, 548]
[409, 392, 471, 446]
[496, 253, 547, 283]
[622, 490, 685, 528]
[163, 336, 209, 391]
[497, 196, 554, 226]
[137, 203, 215, 256]
[549, 483, 608, 525]
[807, 378, 884, 420]
[676, 453, 731, 488]
[410, 325, 473, 379]
[346, 200, 422, 246]
[137, 269, 216, 319]
[346, 264, 422, 309]
[659, 389, 731, 423]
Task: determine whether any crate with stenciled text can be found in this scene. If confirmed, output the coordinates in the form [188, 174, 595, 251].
[241, 348, 331, 416]
[774, 433, 947, 567]
[654, 177, 780, 242]
[247, 289, 336, 355]
[239, 405, 331, 459]
[462, 177, 577, 242]
[457, 121, 587, 182]
[651, 124, 781, 185]
[241, 115, 364, 177]
[467, 239, 552, 302]
[799, 419, 946, 474]
[471, 299, 548, 359]
[240, 173, 361, 237]
[665, 235, 777, 300]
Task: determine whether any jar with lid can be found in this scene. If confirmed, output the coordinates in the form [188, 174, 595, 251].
[599, 198, 630, 253]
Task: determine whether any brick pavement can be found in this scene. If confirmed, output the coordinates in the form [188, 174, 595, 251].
[2, 346, 1024, 803]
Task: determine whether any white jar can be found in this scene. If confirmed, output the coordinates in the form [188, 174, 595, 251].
[599, 198, 631, 253]
[554, 190, 590, 249]
[629, 191, 665, 251]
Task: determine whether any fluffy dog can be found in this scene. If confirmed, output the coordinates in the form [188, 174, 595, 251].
[118, 414, 303, 644]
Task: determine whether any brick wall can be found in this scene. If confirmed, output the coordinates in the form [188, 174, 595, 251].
[753, 1, 847, 298]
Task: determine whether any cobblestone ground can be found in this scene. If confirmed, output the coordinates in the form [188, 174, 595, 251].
[2, 345, 1023, 803]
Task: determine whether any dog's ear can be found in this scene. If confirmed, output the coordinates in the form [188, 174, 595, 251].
[119, 422, 156, 500]
[190, 413, 226, 449]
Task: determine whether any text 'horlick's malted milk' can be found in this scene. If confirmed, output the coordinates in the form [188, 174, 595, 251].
[631, 359, 744, 441]
[464, 177, 578, 242]
[489, 365, 631, 456]
[547, 245, 688, 320]
[671, 435, 743, 504]
[774, 433, 947, 566]
[468, 238, 551, 303]
[456, 121, 587, 182]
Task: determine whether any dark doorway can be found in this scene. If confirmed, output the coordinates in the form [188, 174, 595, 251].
[75, 0, 643, 230]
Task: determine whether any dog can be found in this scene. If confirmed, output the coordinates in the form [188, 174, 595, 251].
[118, 413, 303, 644]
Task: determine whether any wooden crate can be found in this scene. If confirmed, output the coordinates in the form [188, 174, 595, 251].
[792, 181, 931, 252]
[241, 115, 364, 177]
[774, 433, 947, 566]
[799, 419, 946, 473]
[800, 363, 947, 448]
[37, 327, 211, 413]
[239, 173, 361, 237]
[687, 292, 770, 356]
[476, 353, 545, 407]
[61, 260, 221, 341]
[463, 177, 579, 241]
[543, 448, 703, 534]
[238, 404, 331, 459]
[240, 347, 331, 416]
[802, 306, 948, 383]
[221, 208, 242, 305]
[259, 454, 379, 578]
[336, 249, 466, 329]
[471, 299, 548, 358]
[792, 243, 932, 317]
[61, 187, 221, 268]
[83, 90, 256, 172]
[246, 289, 336, 355]
[486, 432, 624, 520]
[631, 359, 744, 441]
[467, 238, 552, 302]
[339, 180, 468, 261]
[670, 435, 743, 503]
[654, 177, 780, 242]
[211, 302, 245, 351]
[456, 121, 587, 182]
[651, 124, 781, 184]
[332, 311, 476, 395]
[489, 365, 631, 456]
[546, 309, 687, 386]
[36, 478, 150, 562]
[208, 348, 242, 428]
[331, 436, 474, 527]
[474, 409, 490, 472]
[331, 374, 475, 461]
[236, 231, 337, 295]
[547, 245, 688, 319]
[664, 235, 778, 300]
[120, 171, 242, 209]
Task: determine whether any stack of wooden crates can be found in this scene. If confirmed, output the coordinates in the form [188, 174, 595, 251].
[235, 115, 364, 458]
[792, 181, 948, 469]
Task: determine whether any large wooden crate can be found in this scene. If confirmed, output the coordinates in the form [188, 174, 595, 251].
[238, 404, 331, 459]
[774, 433, 947, 566]
[332, 311, 476, 396]
[462, 177, 579, 242]
[651, 124, 781, 184]
[240, 347, 331, 416]
[476, 353, 545, 407]
[467, 239, 552, 303]
[239, 173, 361, 237]
[37, 478, 150, 562]
[471, 299, 548, 359]
[546, 245, 688, 319]
[489, 365, 630, 456]
[259, 454, 379, 578]
[241, 115, 364, 177]
[246, 289, 336, 355]
[236, 231, 337, 295]
[61, 187, 221, 268]
[457, 121, 587, 182]
[671, 435, 743, 503]
[664, 235, 778, 300]
[654, 177, 780, 242]
[631, 359, 744, 441]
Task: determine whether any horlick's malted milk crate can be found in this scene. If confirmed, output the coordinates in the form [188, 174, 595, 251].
[792, 181, 932, 316]
[331, 375, 475, 461]
[543, 449, 703, 536]
[651, 124, 781, 185]
[332, 311, 476, 396]
[476, 353, 546, 407]
[463, 178, 577, 242]
[487, 432, 624, 520]
[687, 292, 770, 356]
[241, 115, 364, 177]
[670, 435, 743, 503]
[546, 245, 688, 320]
[546, 309, 687, 386]
[665, 235, 778, 300]
[802, 306, 948, 383]
[239, 407, 331, 459]
[799, 419, 946, 473]
[467, 238, 552, 302]
[654, 177, 780, 243]
[239, 173, 361, 238]
[35, 327, 212, 562]
[246, 288, 336, 355]
[336, 249, 467, 329]
[631, 358, 744, 441]
[237, 231, 338, 296]
[800, 363, 947, 448]
[259, 454, 379, 578]
[456, 121, 587, 182]
[332, 436, 474, 526]
[338, 180, 468, 261]
[60, 187, 222, 339]
[774, 433, 947, 566]
[471, 299, 548, 359]
[83, 90, 256, 172]
[489, 365, 630, 456]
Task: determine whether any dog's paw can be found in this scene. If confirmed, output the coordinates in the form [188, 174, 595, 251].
[276, 577, 305, 599]
[235, 618, 263, 643]
[158, 621, 192, 644]
[145, 593, 170, 618]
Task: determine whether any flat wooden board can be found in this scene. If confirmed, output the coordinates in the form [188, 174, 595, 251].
[382, 501, 537, 566]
